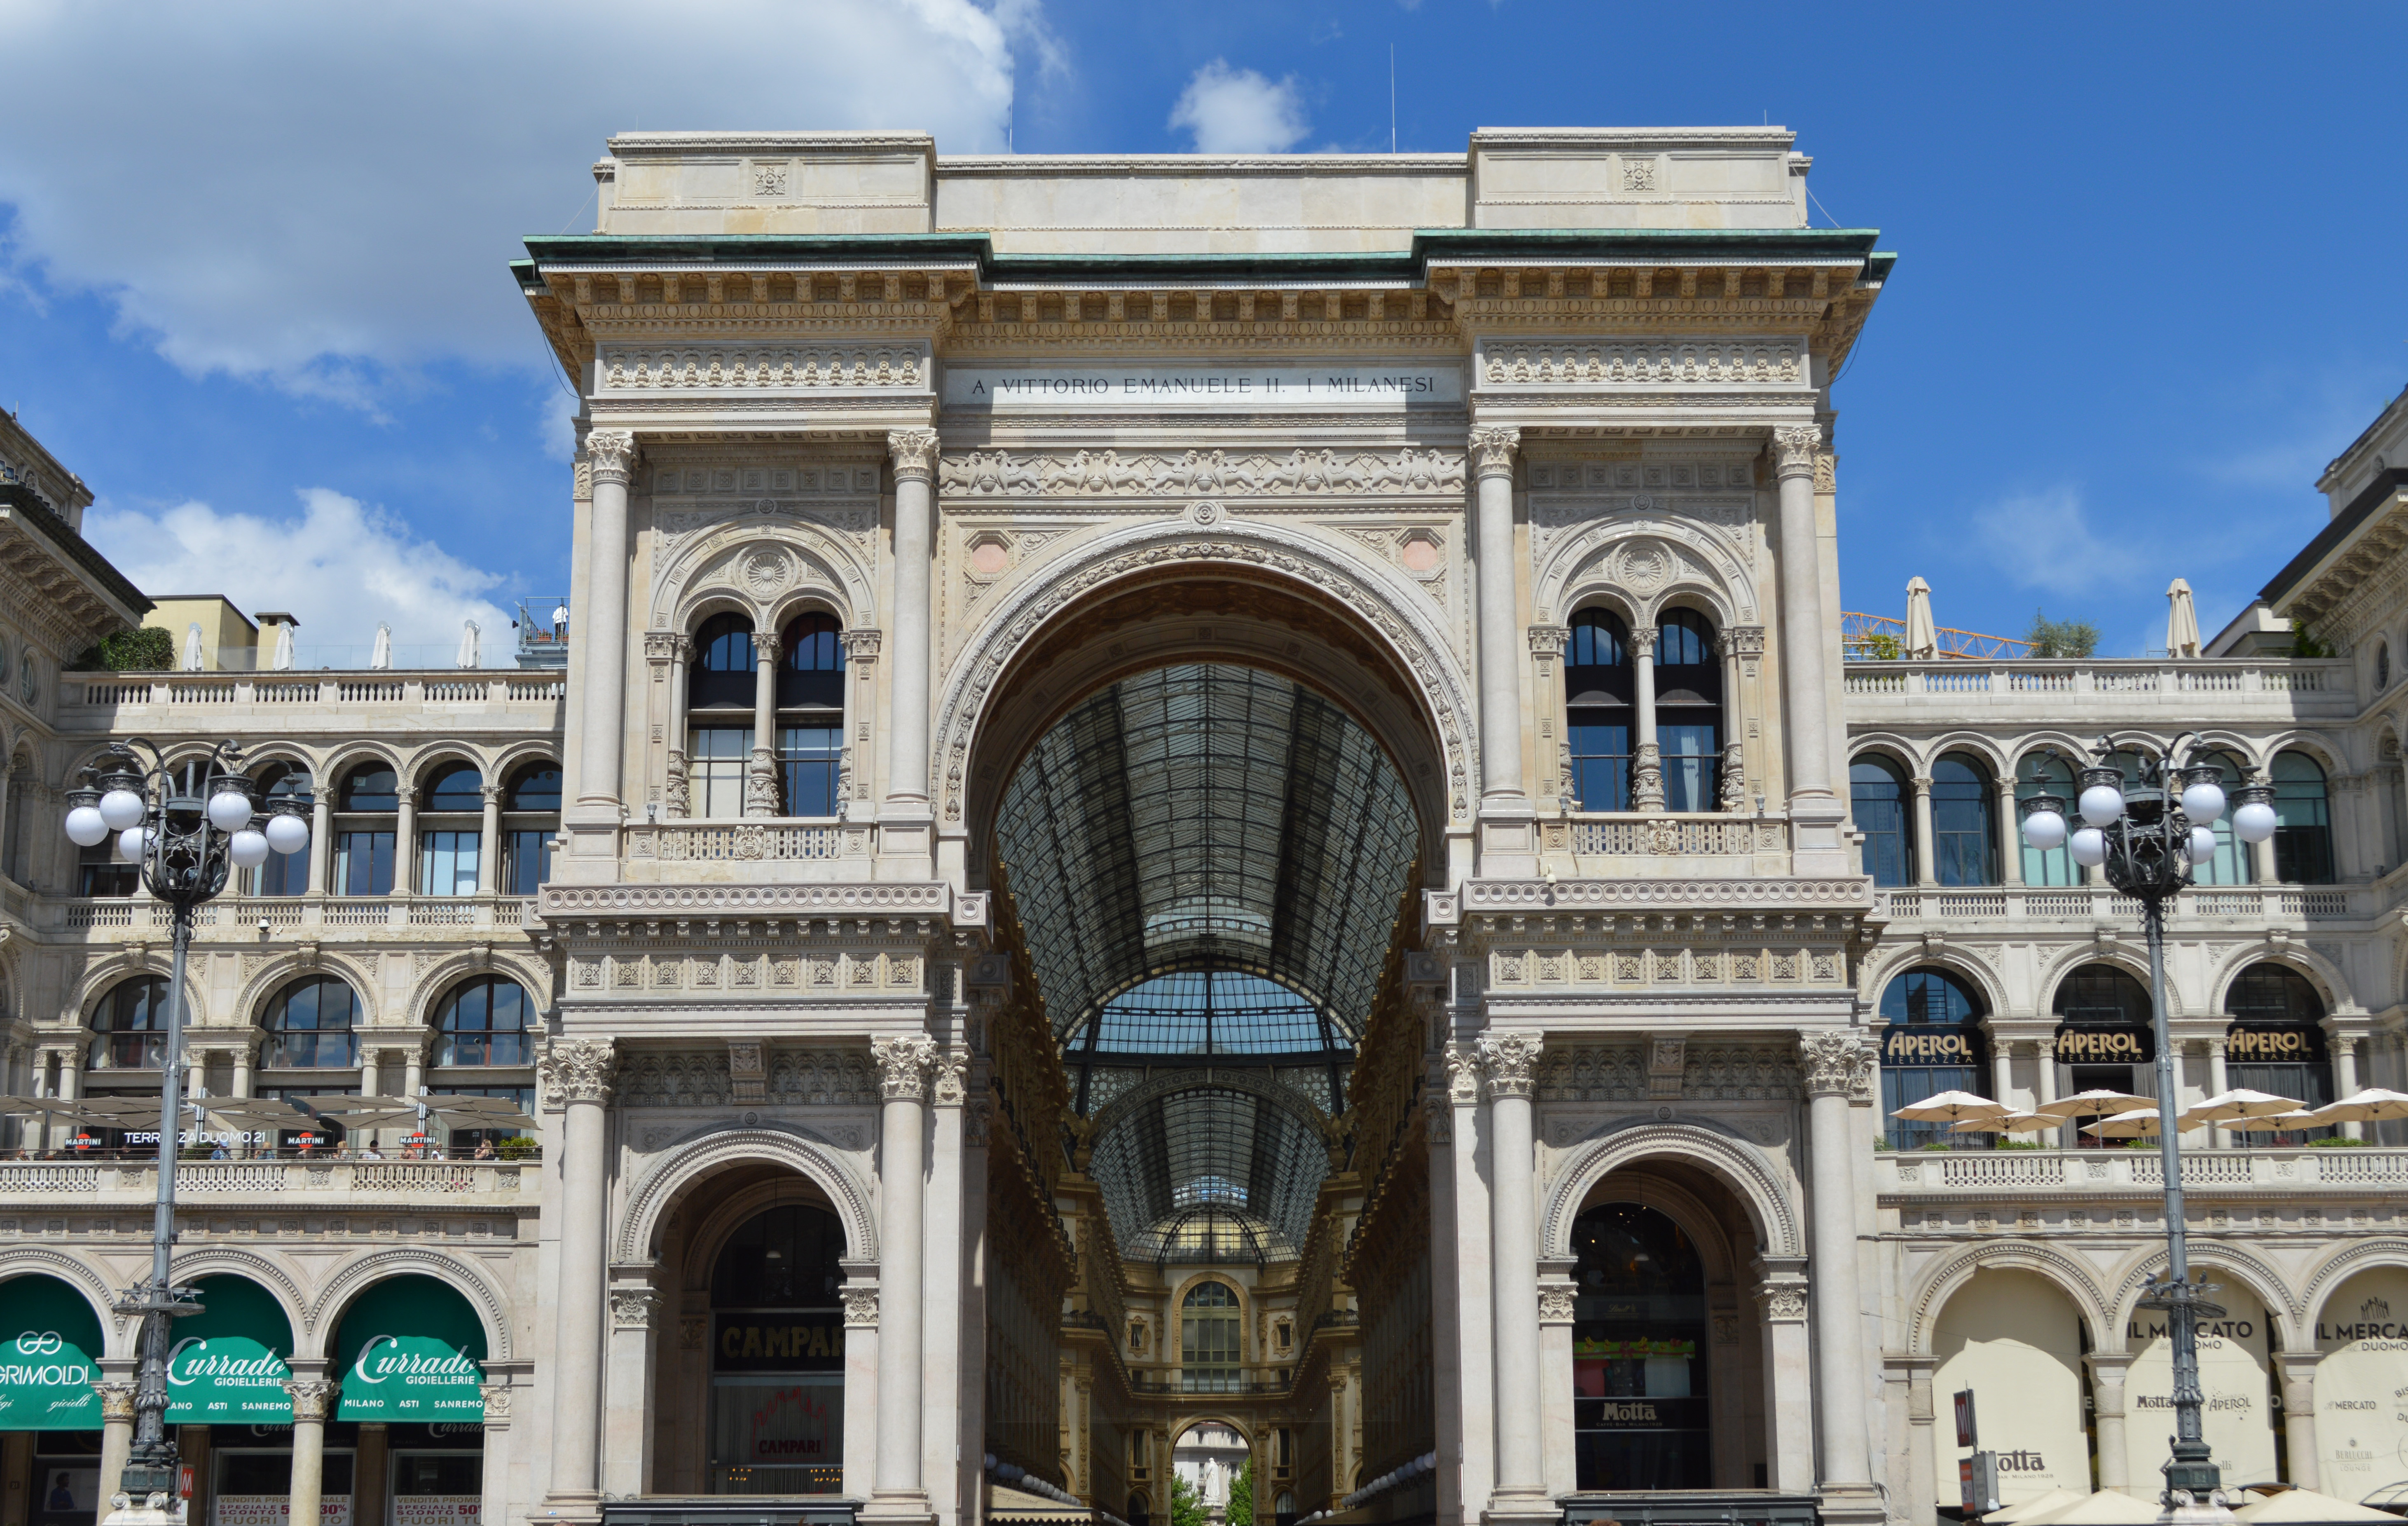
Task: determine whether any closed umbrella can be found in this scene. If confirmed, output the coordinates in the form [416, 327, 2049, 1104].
[2166, 578, 2202, 658]
[1903, 576, 1938, 659]
[2084, 1107, 2163, 1138]
[2178, 1088, 2305, 1129]
[272, 620, 296, 670]
[457, 619, 480, 669]
[2309, 1088, 2408, 1125]
[2034, 1088, 2151, 1120]
[370, 623, 392, 669]
[182, 623, 206, 671]
[1891, 1090, 2014, 1126]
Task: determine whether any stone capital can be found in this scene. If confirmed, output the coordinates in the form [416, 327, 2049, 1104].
[1629, 626, 1658, 658]
[585, 429, 637, 486]
[871, 1034, 936, 1101]
[283, 1376, 339, 1422]
[840, 628, 883, 662]
[931, 1048, 968, 1108]
[1771, 423, 1823, 480]
[478, 1382, 513, 1427]
[92, 1379, 138, 1423]
[887, 428, 940, 482]
[842, 1287, 880, 1327]
[1798, 1029, 1873, 1100]
[1537, 1286, 1577, 1323]
[1526, 624, 1568, 658]
[538, 1036, 618, 1106]
[610, 1288, 661, 1330]
[753, 631, 783, 665]
[1468, 426, 1521, 479]
[1478, 1029, 1542, 1100]
[1753, 1275, 1809, 1323]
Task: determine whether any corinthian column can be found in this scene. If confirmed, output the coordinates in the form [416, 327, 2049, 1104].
[1479, 1030, 1550, 1521]
[284, 1372, 338, 1526]
[884, 430, 938, 811]
[1469, 428, 1526, 808]
[1771, 425, 1834, 803]
[1631, 625, 1662, 811]
[578, 430, 637, 808]
[541, 1037, 617, 1512]
[747, 631, 784, 816]
[1800, 1031, 1875, 1495]
[868, 1035, 936, 1520]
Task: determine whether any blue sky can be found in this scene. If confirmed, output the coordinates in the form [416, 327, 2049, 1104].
[2, 0, 2401, 660]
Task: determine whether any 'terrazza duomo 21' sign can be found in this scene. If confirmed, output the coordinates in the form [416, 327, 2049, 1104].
[944, 366, 1462, 411]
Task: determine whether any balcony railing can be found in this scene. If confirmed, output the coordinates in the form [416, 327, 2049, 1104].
[1564, 815, 1788, 856]
[52, 895, 536, 935]
[1878, 885, 2359, 923]
[1879, 1146, 2408, 1193]
[0, 1156, 540, 1197]
[68, 672, 567, 709]
[1840, 658, 2354, 713]
[623, 821, 858, 863]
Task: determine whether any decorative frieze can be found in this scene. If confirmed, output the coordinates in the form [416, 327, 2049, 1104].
[599, 345, 928, 391]
[1535, 1044, 1799, 1102]
[1481, 340, 1802, 387]
[1484, 942, 1843, 990]
[935, 446, 1466, 499]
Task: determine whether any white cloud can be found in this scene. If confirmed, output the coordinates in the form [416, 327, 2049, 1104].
[86, 489, 514, 663]
[1169, 61, 1309, 154]
[0, 0, 1032, 402]
[1969, 485, 2147, 597]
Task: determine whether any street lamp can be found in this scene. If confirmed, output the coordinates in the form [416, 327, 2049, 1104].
[2017, 732, 2275, 1513]
[62, 739, 311, 1504]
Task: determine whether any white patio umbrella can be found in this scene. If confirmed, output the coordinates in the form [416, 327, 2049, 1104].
[1903, 576, 1938, 658]
[2019, 1490, 2167, 1526]
[2083, 1107, 2163, 1138]
[2309, 1088, 2408, 1125]
[370, 623, 392, 669]
[456, 619, 480, 668]
[2223, 1109, 2323, 1133]
[182, 622, 205, 670]
[271, 620, 296, 670]
[2034, 1088, 2152, 1120]
[1891, 1090, 2014, 1126]
[1949, 1110, 2052, 1135]
[2167, 577, 2203, 658]
[2178, 1088, 2306, 1128]
[2234, 1487, 2399, 1522]
[1984, 1488, 2085, 1525]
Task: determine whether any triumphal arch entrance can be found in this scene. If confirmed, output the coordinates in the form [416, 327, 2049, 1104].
[516, 125, 1888, 1526]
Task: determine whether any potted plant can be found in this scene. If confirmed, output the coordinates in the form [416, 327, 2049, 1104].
[495, 1135, 540, 1161]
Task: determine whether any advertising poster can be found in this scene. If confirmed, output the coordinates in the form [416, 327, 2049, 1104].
[33, 1465, 101, 1524]
[213, 1499, 351, 1526]
[2123, 1282, 2275, 1488]
[1, 1278, 105, 1429]
[1930, 1269, 2092, 1507]
[391, 1498, 481, 1526]
[2312, 1267, 2408, 1499]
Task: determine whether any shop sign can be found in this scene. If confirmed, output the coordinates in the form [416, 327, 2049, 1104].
[333, 1278, 488, 1423]
[0, 1278, 104, 1429]
[169, 1278, 296, 1424]
[712, 1315, 847, 1373]
[1574, 1395, 1708, 1431]
[215, 1499, 351, 1526]
[2313, 1270, 2408, 1493]
[390, 1499, 480, 1526]
[1882, 1025, 1982, 1066]
[1929, 1269, 2089, 1509]
[2222, 1024, 2326, 1063]
[1573, 1337, 1697, 1360]
[2123, 1284, 2274, 1488]
[2053, 1024, 2153, 1065]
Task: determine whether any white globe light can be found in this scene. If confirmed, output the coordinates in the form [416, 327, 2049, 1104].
[2181, 781, 2226, 824]
[64, 805, 108, 846]
[207, 790, 254, 832]
[227, 829, 270, 868]
[2069, 827, 2109, 867]
[2187, 826, 2218, 865]
[264, 813, 309, 855]
[115, 826, 147, 864]
[2233, 799, 2278, 844]
[2022, 809, 2068, 851]
[98, 788, 146, 832]
[2077, 784, 2126, 827]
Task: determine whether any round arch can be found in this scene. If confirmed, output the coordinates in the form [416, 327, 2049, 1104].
[1537, 518, 1762, 633]
[399, 743, 492, 793]
[0, 1250, 130, 1355]
[1542, 1121, 1803, 1261]
[1922, 734, 2013, 778]
[616, 1123, 878, 1266]
[166, 1252, 309, 1347]
[1903, 1240, 2113, 1356]
[2035, 947, 2188, 1020]
[2204, 945, 2356, 1017]
[74, 959, 205, 1033]
[1846, 736, 1923, 774]
[1087, 1067, 1332, 1145]
[2300, 1238, 2408, 1329]
[932, 515, 1475, 867]
[654, 522, 873, 639]
[318, 743, 408, 790]
[762, 589, 852, 637]
[2107, 1240, 2304, 1350]
[1857, 944, 2008, 1021]
[404, 953, 552, 1031]
[232, 954, 380, 1033]
[302, 1247, 516, 1360]
[1558, 1168, 1749, 1290]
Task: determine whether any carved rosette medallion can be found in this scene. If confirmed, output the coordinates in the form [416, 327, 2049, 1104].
[538, 1037, 618, 1106]
[586, 429, 638, 487]
[1798, 1030, 1873, 1100]
[1469, 426, 1521, 480]
[1771, 424, 1823, 481]
[887, 429, 939, 484]
[1479, 1030, 1543, 1100]
[871, 1035, 936, 1102]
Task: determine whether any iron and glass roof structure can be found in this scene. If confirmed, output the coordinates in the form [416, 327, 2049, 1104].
[995, 663, 1419, 1263]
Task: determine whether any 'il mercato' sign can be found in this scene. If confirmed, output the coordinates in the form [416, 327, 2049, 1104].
[943, 365, 1463, 411]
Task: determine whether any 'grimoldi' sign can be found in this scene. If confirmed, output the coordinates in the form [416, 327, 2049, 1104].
[943, 365, 1463, 412]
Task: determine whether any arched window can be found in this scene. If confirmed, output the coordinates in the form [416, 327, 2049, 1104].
[1181, 1281, 1242, 1393]
[1568, 1203, 1709, 1489]
[1851, 756, 1913, 887]
[246, 762, 312, 897]
[1655, 609, 1723, 813]
[89, 975, 171, 1069]
[2378, 642, 2392, 692]
[3, 751, 31, 888]
[1878, 968, 1989, 1149]
[501, 761, 561, 895]
[689, 614, 757, 819]
[2052, 964, 2155, 1129]
[708, 1205, 847, 1495]
[2271, 750, 2335, 884]
[1930, 753, 1996, 886]
[2188, 750, 2254, 887]
[432, 976, 533, 1067]
[778, 613, 846, 816]
[2223, 963, 2334, 1144]
[335, 761, 399, 895]
[417, 762, 484, 896]
[2015, 753, 2078, 886]
[1564, 609, 1632, 811]
[262, 976, 361, 1068]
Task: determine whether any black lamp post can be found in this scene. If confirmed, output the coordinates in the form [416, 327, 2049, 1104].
[63, 739, 311, 1503]
[2016, 731, 2276, 1510]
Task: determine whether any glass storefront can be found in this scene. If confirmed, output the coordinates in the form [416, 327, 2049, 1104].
[213, 1424, 358, 1526]
[1570, 1203, 1710, 1491]
[709, 1205, 847, 1494]
[387, 1422, 487, 1526]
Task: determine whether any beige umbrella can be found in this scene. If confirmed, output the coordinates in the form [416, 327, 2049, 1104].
[1949, 1110, 2052, 1135]
[2167, 578, 2203, 658]
[2234, 1487, 2398, 1522]
[1985, 1488, 2085, 1525]
[2223, 1109, 2323, 1133]
[295, 1096, 424, 1131]
[423, 1097, 536, 1131]
[2309, 1087, 2408, 1125]
[2034, 1088, 2151, 1119]
[1892, 1090, 2014, 1126]
[2084, 1107, 2163, 1138]
[1903, 577, 1938, 659]
[2020, 1491, 2169, 1526]
[2178, 1088, 2305, 1128]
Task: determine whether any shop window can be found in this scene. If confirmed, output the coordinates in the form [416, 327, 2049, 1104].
[1878, 967, 1988, 1149]
[1181, 1280, 1242, 1393]
[709, 1205, 848, 1495]
[1851, 756, 1913, 887]
[1569, 1202, 1709, 1490]
[1930, 753, 1996, 886]
[1565, 609, 1633, 811]
[2223, 962, 2335, 1145]
[89, 975, 171, 1069]
[2271, 751, 2335, 884]
[262, 975, 361, 1068]
[1654, 609, 1723, 813]
[2052, 964, 2156, 1139]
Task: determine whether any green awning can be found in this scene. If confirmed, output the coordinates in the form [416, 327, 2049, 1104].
[167, 1276, 295, 1423]
[333, 1276, 486, 1422]
[0, 1275, 105, 1430]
